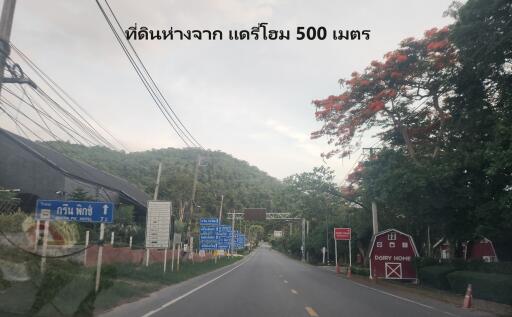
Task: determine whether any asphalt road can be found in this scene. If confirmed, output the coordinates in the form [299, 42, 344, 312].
[100, 245, 494, 317]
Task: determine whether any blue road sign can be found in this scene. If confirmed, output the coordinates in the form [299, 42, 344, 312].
[35, 200, 114, 223]
[200, 240, 218, 250]
[200, 218, 219, 225]
[200, 226, 218, 233]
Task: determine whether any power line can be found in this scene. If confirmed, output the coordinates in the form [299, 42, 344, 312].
[10, 43, 128, 151]
[95, 0, 203, 149]
[103, 0, 203, 149]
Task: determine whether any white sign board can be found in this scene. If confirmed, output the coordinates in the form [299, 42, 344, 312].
[173, 233, 182, 245]
[274, 230, 283, 238]
[145, 201, 171, 248]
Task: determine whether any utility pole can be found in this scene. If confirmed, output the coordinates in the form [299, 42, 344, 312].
[153, 162, 162, 200]
[371, 201, 379, 235]
[363, 147, 380, 236]
[230, 210, 236, 256]
[0, 0, 16, 95]
[301, 218, 306, 262]
[218, 194, 224, 222]
[189, 155, 201, 218]
[0, 0, 34, 94]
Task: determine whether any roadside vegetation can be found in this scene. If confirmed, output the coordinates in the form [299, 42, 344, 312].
[0, 245, 241, 316]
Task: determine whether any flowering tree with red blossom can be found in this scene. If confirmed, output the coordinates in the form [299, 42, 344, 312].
[312, 26, 458, 161]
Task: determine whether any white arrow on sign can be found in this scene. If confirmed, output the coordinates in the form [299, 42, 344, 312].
[103, 205, 109, 215]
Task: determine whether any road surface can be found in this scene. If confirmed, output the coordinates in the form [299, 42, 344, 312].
[100, 245, 493, 317]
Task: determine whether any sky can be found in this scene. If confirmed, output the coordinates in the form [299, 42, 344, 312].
[3, 0, 454, 182]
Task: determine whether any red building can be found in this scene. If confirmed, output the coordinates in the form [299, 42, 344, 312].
[369, 229, 419, 280]
[466, 237, 498, 262]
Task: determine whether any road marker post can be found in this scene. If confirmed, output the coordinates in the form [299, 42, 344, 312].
[110, 231, 114, 245]
[171, 240, 176, 272]
[177, 243, 181, 272]
[95, 223, 105, 292]
[347, 238, 352, 278]
[33, 219, 40, 251]
[163, 247, 168, 273]
[463, 284, 472, 308]
[129, 236, 132, 249]
[335, 238, 339, 274]
[84, 230, 89, 266]
[40, 220, 49, 273]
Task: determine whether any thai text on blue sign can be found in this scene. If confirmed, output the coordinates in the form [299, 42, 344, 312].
[200, 218, 219, 225]
[35, 200, 114, 223]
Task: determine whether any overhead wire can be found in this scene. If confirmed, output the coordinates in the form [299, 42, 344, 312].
[95, 0, 203, 149]
[103, 0, 203, 149]
[9, 44, 127, 151]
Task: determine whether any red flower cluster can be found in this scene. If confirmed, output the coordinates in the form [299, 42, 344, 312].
[369, 100, 385, 112]
[427, 39, 449, 51]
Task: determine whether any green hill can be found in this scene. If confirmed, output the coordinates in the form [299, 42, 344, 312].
[42, 142, 284, 217]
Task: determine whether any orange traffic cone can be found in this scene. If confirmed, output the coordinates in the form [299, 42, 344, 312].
[463, 284, 472, 309]
[336, 263, 340, 274]
[347, 266, 352, 278]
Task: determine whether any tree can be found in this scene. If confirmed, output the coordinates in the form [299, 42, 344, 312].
[69, 187, 93, 201]
[312, 27, 458, 160]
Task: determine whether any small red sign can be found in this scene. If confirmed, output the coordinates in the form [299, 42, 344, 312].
[334, 228, 351, 240]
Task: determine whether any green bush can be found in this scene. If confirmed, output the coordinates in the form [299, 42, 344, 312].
[0, 211, 27, 233]
[414, 257, 438, 269]
[446, 271, 512, 305]
[419, 265, 457, 290]
[464, 261, 512, 275]
[351, 266, 370, 276]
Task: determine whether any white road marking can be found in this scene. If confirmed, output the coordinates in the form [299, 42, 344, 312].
[141, 254, 253, 317]
[284, 280, 288, 283]
[350, 281, 459, 317]
[305, 306, 319, 317]
[291, 289, 298, 294]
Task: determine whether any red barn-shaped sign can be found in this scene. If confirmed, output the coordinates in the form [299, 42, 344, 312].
[369, 229, 419, 280]
[466, 237, 498, 262]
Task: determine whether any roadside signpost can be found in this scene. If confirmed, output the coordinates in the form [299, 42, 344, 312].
[35, 200, 114, 223]
[145, 201, 172, 267]
[199, 219, 245, 255]
[35, 199, 115, 292]
[171, 233, 181, 272]
[217, 225, 231, 250]
[334, 228, 352, 275]
[200, 218, 219, 251]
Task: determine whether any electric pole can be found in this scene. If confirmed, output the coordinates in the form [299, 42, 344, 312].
[0, 0, 15, 94]
[218, 194, 224, 222]
[363, 147, 380, 235]
[230, 210, 236, 255]
[188, 155, 201, 222]
[301, 218, 306, 262]
[186, 154, 203, 253]
[0, 0, 35, 99]
[153, 162, 162, 200]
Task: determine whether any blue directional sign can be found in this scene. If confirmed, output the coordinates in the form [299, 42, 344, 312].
[35, 200, 114, 223]
[200, 226, 218, 233]
[200, 240, 218, 250]
[200, 218, 220, 250]
[200, 218, 219, 225]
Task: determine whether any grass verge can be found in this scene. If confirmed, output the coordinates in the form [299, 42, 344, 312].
[0, 246, 242, 316]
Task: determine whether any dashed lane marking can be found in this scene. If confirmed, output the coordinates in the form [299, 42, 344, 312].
[284, 280, 288, 283]
[305, 306, 319, 317]
[291, 289, 298, 294]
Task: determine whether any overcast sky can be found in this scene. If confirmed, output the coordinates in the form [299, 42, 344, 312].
[3, 0, 454, 182]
